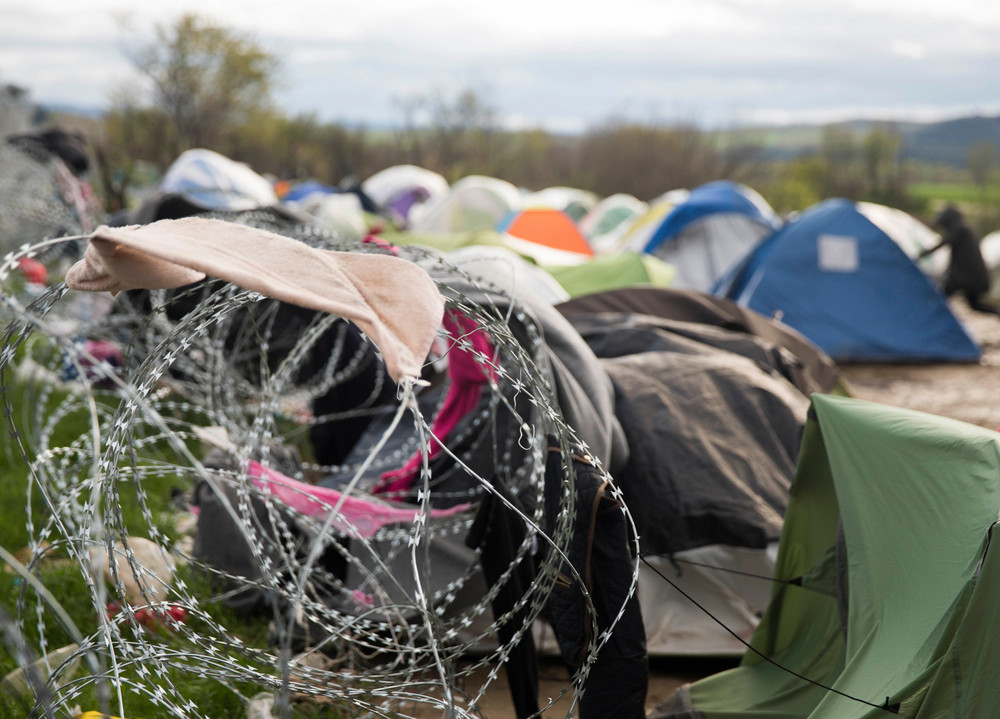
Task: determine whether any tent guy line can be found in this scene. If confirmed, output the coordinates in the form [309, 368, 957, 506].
[640, 555, 903, 715]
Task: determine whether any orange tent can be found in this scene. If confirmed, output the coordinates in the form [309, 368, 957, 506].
[497, 208, 593, 260]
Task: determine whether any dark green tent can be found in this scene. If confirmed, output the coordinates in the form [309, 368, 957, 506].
[653, 393, 1000, 718]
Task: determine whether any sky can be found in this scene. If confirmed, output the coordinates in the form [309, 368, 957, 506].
[2, 0, 1000, 134]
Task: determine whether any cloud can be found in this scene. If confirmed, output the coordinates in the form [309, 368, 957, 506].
[890, 40, 926, 60]
[3, 0, 999, 130]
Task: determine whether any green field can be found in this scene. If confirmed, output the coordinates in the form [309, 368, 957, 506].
[909, 182, 1000, 206]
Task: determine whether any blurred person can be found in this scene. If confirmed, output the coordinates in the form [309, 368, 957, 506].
[920, 205, 1000, 315]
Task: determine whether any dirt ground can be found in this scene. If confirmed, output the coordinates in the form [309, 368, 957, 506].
[836, 300, 1000, 430]
[406, 299, 1000, 719]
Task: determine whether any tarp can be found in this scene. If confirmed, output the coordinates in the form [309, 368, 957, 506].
[553, 288, 834, 655]
[557, 287, 842, 397]
[653, 393, 1000, 718]
[716, 198, 980, 362]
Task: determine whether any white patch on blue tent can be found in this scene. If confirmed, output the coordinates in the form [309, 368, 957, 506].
[817, 234, 859, 273]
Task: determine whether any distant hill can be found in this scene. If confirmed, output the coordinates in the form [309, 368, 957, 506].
[902, 116, 1000, 166]
[28, 99, 1000, 171]
[716, 115, 1000, 167]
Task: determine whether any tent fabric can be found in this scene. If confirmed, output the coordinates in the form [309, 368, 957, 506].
[496, 207, 594, 262]
[622, 181, 780, 292]
[543, 251, 675, 298]
[579, 193, 648, 247]
[637, 180, 779, 254]
[556, 287, 842, 397]
[566, 313, 810, 557]
[375, 235, 572, 304]
[291, 192, 368, 240]
[442, 245, 571, 305]
[361, 164, 449, 224]
[716, 198, 980, 363]
[523, 186, 599, 222]
[617, 199, 676, 253]
[280, 179, 337, 204]
[409, 175, 523, 233]
[557, 307, 812, 655]
[652, 393, 1000, 719]
[157, 148, 278, 211]
[856, 201, 947, 279]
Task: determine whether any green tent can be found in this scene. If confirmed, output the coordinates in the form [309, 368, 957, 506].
[542, 251, 675, 297]
[653, 393, 1000, 718]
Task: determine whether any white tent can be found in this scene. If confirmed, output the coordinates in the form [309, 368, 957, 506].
[361, 164, 448, 225]
[409, 175, 522, 233]
[621, 182, 780, 293]
[523, 186, 599, 221]
[579, 193, 649, 254]
[158, 148, 277, 211]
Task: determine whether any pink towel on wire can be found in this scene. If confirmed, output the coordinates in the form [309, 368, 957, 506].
[374, 310, 496, 497]
[65, 218, 443, 382]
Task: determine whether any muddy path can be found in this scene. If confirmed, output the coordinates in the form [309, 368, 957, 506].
[838, 300, 1000, 430]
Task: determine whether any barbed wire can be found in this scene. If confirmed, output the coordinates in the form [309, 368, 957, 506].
[0, 214, 641, 719]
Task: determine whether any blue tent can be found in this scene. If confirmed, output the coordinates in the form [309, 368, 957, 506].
[638, 181, 778, 252]
[282, 180, 338, 203]
[715, 198, 980, 362]
[623, 181, 781, 292]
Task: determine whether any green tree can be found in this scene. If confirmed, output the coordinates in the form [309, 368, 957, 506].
[819, 125, 859, 198]
[128, 13, 279, 156]
[968, 141, 998, 192]
[861, 124, 903, 200]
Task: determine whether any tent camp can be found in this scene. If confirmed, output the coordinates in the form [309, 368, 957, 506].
[715, 198, 980, 363]
[496, 207, 594, 265]
[578, 193, 649, 253]
[157, 148, 278, 212]
[361, 164, 449, 227]
[653, 393, 1000, 719]
[620, 181, 781, 292]
[554, 287, 842, 655]
[409, 175, 522, 233]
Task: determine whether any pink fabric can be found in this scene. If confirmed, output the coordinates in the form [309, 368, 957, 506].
[361, 234, 399, 255]
[65, 218, 444, 382]
[246, 461, 470, 538]
[374, 310, 496, 497]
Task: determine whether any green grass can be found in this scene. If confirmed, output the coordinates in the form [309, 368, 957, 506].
[0, 372, 355, 718]
[909, 182, 1000, 206]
